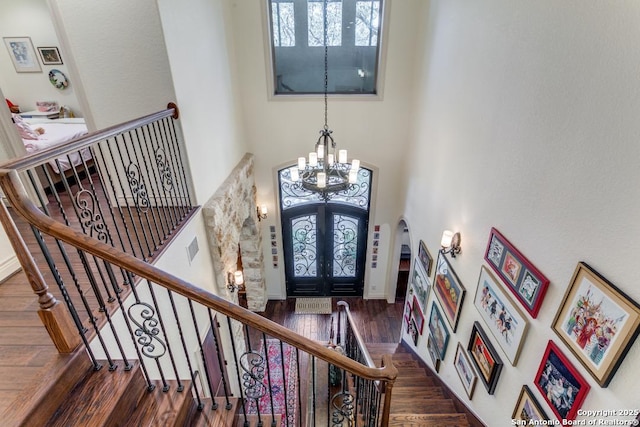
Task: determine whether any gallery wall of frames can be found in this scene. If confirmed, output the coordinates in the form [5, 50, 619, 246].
[402, 229, 640, 424]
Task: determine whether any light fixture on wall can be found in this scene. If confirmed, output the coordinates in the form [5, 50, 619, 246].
[288, 0, 360, 202]
[440, 230, 462, 258]
[257, 205, 268, 221]
[227, 270, 244, 293]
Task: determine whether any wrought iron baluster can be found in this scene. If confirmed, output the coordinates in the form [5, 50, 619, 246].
[158, 118, 186, 222]
[226, 317, 250, 427]
[279, 340, 290, 427]
[187, 300, 216, 409]
[207, 309, 233, 410]
[150, 120, 178, 231]
[261, 334, 277, 427]
[165, 117, 193, 217]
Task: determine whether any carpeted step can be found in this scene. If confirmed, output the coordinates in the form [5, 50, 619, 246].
[389, 413, 471, 426]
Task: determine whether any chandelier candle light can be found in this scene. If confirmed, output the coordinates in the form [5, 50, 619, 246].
[289, 0, 360, 199]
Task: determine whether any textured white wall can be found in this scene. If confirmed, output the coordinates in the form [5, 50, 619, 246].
[402, 1, 640, 424]
[52, 0, 176, 129]
[0, 0, 82, 117]
[227, 0, 421, 298]
[156, 0, 248, 205]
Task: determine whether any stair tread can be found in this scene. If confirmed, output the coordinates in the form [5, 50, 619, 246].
[127, 380, 194, 426]
[390, 398, 456, 414]
[190, 397, 240, 427]
[389, 413, 471, 426]
[46, 361, 147, 427]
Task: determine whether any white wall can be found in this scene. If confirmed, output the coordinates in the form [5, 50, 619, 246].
[51, 0, 176, 130]
[0, 0, 82, 116]
[228, 0, 422, 298]
[402, 1, 640, 424]
[156, 0, 248, 205]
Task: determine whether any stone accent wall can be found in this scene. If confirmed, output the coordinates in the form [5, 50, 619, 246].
[202, 153, 266, 311]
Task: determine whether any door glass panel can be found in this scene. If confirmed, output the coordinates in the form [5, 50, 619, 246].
[291, 214, 318, 277]
[279, 167, 372, 210]
[332, 214, 358, 278]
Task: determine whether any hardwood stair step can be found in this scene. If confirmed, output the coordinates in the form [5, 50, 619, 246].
[3, 350, 93, 427]
[394, 376, 438, 387]
[46, 360, 147, 427]
[189, 397, 241, 427]
[127, 380, 195, 426]
[395, 367, 431, 377]
[392, 386, 446, 399]
[388, 413, 471, 426]
[390, 398, 456, 414]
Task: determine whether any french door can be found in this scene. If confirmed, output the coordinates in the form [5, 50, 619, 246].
[282, 204, 367, 296]
[278, 166, 372, 297]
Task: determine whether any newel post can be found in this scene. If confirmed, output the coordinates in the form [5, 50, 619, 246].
[0, 199, 80, 353]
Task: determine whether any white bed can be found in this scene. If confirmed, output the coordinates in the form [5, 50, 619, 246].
[21, 118, 91, 174]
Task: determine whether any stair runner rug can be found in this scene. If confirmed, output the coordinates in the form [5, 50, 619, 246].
[245, 339, 298, 426]
[294, 297, 332, 314]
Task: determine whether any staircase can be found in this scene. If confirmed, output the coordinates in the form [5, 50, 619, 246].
[368, 342, 481, 427]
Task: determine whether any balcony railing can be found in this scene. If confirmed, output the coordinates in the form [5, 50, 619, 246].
[0, 105, 397, 426]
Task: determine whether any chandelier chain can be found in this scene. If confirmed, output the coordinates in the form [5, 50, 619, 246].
[323, 0, 329, 129]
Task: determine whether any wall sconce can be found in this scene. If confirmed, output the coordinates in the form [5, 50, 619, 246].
[257, 205, 268, 221]
[440, 230, 462, 258]
[227, 270, 244, 292]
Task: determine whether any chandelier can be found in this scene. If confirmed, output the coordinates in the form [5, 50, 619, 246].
[290, 0, 360, 200]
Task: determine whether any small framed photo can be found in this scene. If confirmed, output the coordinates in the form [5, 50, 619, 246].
[411, 258, 430, 310]
[37, 46, 63, 65]
[411, 295, 425, 334]
[428, 302, 450, 360]
[417, 239, 434, 276]
[512, 385, 549, 422]
[467, 321, 503, 394]
[454, 342, 478, 399]
[534, 341, 590, 421]
[474, 266, 529, 365]
[408, 317, 419, 346]
[434, 252, 466, 331]
[3, 37, 41, 73]
[373, 232, 380, 239]
[484, 228, 549, 318]
[427, 334, 441, 372]
[552, 262, 640, 387]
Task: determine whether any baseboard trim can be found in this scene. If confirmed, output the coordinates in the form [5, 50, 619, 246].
[0, 255, 21, 283]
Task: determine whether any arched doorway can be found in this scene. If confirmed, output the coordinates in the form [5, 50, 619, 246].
[278, 166, 372, 297]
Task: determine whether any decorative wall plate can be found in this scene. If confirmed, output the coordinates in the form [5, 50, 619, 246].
[48, 69, 69, 89]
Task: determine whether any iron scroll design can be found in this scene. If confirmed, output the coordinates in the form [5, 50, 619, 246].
[154, 147, 174, 192]
[239, 350, 268, 400]
[126, 163, 150, 212]
[75, 189, 109, 243]
[279, 167, 371, 209]
[128, 302, 168, 359]
[331, 390, 355, 426]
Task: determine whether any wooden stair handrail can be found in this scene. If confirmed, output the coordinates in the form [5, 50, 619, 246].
[337, 301, 377, 369]
[2, 103, 179, 172]
[0, 169, 398, 384]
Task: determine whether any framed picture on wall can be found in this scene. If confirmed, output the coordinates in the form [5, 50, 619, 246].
[428, 302, 450, 360]
[552, 262, 640, 387]
[37, 46, 63, 65]
[474, 266, 529, 365]
[534, 341, 590, 421]
[3, 37, 41, 73]
[408, 317, 419, 346]
[427, 333, 441, 372]
[484, 227, 549, 318]
[411, 259, 430, 311]
[511, 385, 549, 422]
[418, 239, 434, 276]
[434, 252, 465, 331]
[454, 342, 477, 399]
[411, 295, 425, 334]
[467, 321, 503, 394]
